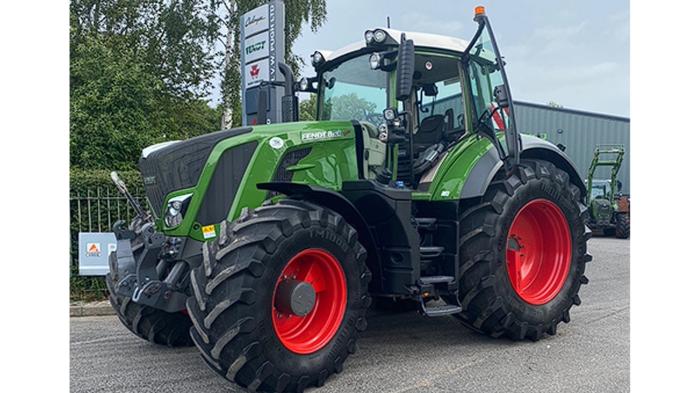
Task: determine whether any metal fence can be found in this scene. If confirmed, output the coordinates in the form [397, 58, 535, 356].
[70, 188, 148, 233]
[69, 187, 148, 301]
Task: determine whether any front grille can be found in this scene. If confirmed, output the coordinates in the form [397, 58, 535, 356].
[138, 127, 252, 216]
[196, 141, 258, 225]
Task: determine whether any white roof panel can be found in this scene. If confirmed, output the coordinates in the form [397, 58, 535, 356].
[323, 28, 470, 62]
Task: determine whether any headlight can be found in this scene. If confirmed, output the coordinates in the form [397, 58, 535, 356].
[364, 30, 374, 44]
[312, 51, 325, 66]
[373, 29, 387, 43]
[164, 194, 192, 228]
[383, 107, 397, 121]
[369, 53, 382, 70]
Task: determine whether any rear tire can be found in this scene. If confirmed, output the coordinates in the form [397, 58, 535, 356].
[454, 160, 592, 341]
[187, 199, 371, 392]
[615, 214, 630, 239]
[105, 272, 193, 347]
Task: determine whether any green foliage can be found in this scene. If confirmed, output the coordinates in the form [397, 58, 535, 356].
[299, 94, 317, 121]
[324, 93, 377, 121]
[71, 0, 220, 98]
[70, 1, 221, 170]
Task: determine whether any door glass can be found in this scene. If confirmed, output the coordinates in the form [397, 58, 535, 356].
[466, 28, 509, 131]
[414, 54, 466, 134]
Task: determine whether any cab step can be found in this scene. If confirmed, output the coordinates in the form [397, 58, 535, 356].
[420, 303, 463, 317]
[419, 246, 444, 259]
[418, 275, 454, 285]
[416, 275, 462, 317]
[415, 217, 437, 231]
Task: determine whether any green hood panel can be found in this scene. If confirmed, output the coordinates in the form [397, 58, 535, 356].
[157, 120, 359, 241]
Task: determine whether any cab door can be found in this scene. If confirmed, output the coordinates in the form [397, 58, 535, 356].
[462, 13, 520, 165]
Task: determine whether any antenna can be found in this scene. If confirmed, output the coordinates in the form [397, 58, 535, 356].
[386, 16, 391, 28]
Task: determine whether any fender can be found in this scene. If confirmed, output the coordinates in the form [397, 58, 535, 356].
[256, 182, 382, 283]
[460, 134, 586, 199]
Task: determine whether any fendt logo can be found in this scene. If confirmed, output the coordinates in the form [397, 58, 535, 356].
[245, 40, 266, 55]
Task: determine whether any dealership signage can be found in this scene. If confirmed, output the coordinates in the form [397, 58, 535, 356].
[240, 1, 285, 125]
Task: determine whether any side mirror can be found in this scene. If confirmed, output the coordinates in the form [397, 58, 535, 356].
[395, 34, 415, 102]
[493, 84, 509, 108]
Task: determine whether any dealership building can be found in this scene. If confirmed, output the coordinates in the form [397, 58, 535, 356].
[513, 101, 630, 193]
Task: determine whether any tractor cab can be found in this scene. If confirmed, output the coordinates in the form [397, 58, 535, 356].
[296, 7, 518, 189]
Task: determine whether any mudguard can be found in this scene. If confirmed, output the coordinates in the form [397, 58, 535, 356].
[460, 134, 585, 199]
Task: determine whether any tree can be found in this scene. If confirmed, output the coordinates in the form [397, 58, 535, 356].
[71, 0, 220, 98]
[323, 93, 377, 121]
[70, 0, 222, 169]
[70, 35, 220, 169]
[216, 0, 328, 128]
[299, 94, 317, 121]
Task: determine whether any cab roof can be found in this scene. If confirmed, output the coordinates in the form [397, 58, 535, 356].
[317, 28, 470, 63]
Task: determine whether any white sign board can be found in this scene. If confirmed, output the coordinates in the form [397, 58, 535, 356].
[242, 4, 269, 37]
[240, 1, 285, 125]
[78, 232, 117, 276]
[244, 34, 270, 63]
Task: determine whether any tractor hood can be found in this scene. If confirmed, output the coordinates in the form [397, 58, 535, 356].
[136, 120, 358, 240]
[138, 127, 253, 217]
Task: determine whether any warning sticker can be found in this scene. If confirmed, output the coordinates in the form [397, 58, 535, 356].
[86, 243, 101, 257]
[202, 225, 217, 239]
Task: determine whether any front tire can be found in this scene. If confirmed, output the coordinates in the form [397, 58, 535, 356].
[455, 160, 592, 341]
[105, 272, 193, 347]
[615, 213, 630, 239]
[187, 199, 371, 392]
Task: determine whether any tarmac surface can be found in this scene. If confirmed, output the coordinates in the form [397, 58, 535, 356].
[71, 238, 629, 393]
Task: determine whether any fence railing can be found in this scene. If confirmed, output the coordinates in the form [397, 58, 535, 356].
[69, 186, 149, 301]
[70, 187, 148, 233]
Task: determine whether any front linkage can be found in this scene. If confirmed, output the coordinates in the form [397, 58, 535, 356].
[108, 172, 193, 313]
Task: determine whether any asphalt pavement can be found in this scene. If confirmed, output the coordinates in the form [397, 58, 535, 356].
[70, 238, 629, 393]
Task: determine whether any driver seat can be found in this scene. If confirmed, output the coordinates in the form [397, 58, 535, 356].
[413, 115, 445, 153]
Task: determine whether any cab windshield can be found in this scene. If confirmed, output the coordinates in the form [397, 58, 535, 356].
[318, 54, 389, 126]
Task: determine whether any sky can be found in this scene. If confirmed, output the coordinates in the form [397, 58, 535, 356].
[220, 0, 630, 117]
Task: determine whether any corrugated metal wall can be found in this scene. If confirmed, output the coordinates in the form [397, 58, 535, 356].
[513, 101, 630, 193]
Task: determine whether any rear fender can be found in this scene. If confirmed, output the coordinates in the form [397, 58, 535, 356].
[460, 135, 586, 199]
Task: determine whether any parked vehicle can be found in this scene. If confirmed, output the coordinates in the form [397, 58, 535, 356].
[585, 145, 630, 238]
[100, 7, 591, 392]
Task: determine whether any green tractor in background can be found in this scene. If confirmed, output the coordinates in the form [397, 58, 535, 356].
[585, 145, 630, 238]
[100, 7, 592, 392]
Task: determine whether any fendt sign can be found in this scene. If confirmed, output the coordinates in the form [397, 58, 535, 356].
[240, 1, 285, 125]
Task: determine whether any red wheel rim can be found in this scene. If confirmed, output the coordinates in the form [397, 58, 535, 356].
[272, 249, 347, 354]
[506, 199, 572, 305]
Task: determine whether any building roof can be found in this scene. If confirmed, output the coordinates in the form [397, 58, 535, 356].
[514, 101, 629, 123]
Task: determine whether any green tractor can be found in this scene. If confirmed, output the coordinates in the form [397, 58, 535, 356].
[104, 7, 591, 392]
[585, 145, 630, 238]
